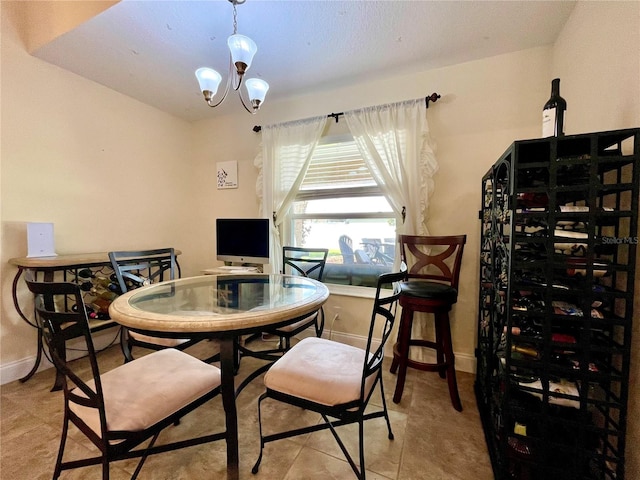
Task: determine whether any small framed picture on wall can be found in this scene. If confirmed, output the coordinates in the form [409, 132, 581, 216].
[217, 161, 238, 189]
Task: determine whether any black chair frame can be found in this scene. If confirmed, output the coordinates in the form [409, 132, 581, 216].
[109, 248, 210, 362]
[277, 246, 328, 340]
[252, 268, 407, 479]
[242, 246, 328, 358]
[21, 268, 118, 391]
[26, 280, 226, 480]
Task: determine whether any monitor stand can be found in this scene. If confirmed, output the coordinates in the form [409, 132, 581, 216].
[202, 265, 260, 275]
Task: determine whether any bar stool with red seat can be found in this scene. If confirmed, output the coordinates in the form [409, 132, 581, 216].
[390, 234, 466, 411]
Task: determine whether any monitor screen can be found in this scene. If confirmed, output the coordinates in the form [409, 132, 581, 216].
[216, 218, 270, 265]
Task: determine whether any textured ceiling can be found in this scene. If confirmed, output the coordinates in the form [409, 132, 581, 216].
[32, 0, 576, 122]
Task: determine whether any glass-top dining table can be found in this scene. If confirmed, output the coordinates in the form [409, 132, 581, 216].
[108, 273, 329, 479]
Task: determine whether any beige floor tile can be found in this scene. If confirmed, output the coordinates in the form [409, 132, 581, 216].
[0, 343, 492, 479]
[283, 446, 393, 480]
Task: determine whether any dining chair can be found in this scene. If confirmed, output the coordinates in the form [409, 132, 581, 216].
[108, 248, 208, 362]
[25, 279, 226, 480]
[390, 234, 467, 411]
[242, 246, 329, 361]
[252, 267, 407, 479]
[274, 246, 328, 347]
[20, 268, 118, 392]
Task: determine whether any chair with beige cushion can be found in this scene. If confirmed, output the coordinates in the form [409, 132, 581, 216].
[25, 279, 226, 480]
[109, 248, 207, 362]
[251, 267, 407, 479]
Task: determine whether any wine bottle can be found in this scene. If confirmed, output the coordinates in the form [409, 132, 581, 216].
[542, 78, 567, 137]
[512, 344, 541, 360]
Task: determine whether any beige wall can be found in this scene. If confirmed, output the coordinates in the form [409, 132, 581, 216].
[552, 1, 639, 135]
[551, 1, 640, 476]
[13, 0, 118, 53]
[1, 3, 205, 373]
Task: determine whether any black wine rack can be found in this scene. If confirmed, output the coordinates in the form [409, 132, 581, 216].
[475, 128, 639, 480]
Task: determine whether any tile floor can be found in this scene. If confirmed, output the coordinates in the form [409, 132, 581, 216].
[1, 340, 493, 479]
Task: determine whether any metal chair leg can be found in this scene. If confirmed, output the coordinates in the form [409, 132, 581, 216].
[120, 328, 134, 363]
[251, 393, 267, 474]
[378, 374, 394, 440]
[53, 411, 70, 480]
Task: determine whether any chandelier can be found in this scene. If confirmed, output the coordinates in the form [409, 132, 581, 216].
[195, 0, 269, 114]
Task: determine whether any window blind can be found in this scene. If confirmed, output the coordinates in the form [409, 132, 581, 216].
[300, 140, 376, 191]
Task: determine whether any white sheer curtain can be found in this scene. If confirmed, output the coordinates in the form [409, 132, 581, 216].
[345, 99, 439, 361]
[254, 116, 327, 273]
[344, 98, 438, 236]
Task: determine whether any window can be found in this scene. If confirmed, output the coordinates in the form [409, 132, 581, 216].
[286, 135, 398, 287]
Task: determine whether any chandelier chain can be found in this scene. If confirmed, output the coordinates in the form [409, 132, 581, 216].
[232, 3, 238, 35]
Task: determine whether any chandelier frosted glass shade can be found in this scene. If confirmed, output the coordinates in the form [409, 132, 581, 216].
[227, 34, 257, 75]
[245, 78, 269, 107]
[195, 68, 223, 99]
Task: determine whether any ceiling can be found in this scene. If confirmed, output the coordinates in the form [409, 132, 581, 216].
[32, 0, 577, 122]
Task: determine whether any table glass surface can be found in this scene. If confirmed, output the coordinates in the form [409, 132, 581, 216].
[112, 274, 328, 333]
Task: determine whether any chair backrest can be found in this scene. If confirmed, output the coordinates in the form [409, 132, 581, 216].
[109, 248, 178, 294]
[398, 235, 466, 289]
[361, 237, 380, 258]
[25, 279, 107, 431]
[382, 238, 397, 261]
[338, 235, 355, 264]
[282, 246, 328, 281]
[361, 265, 407, 399]
[354, 249, 373, 264]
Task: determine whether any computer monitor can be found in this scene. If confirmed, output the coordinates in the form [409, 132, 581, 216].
[216, 218, 270, 265]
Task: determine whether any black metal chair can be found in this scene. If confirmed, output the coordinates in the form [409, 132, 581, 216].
[25, 279, 226, 480]
[21, 268, 119, 392]
[274, 246, 328, 347]
[108, 248, 207, 362]
[242, 247, 328, 360]
[252, 267, 407, 479]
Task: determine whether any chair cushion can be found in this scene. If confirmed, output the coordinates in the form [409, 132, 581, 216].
[273, 311, 318, 334]
[70, 348, 221, 437]
[264, 337, 375, 407]
[129, 330, 190, 347]
[400, 281, 458, 304]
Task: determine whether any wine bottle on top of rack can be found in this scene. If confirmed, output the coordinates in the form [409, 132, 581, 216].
[542, 78, 567, 137]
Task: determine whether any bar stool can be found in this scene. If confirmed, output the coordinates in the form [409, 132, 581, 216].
[390, 234, 466, 411]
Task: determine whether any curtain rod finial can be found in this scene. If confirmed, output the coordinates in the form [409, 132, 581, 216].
[426, 93, 441, 108]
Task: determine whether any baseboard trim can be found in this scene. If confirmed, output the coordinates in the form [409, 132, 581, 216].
[0, 354, 53, 386]
[0, 327, 121, 386]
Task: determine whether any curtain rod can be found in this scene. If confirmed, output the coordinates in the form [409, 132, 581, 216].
[251, 92, 441, 133]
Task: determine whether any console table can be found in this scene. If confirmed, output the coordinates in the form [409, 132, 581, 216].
[8, 251, 181, 389]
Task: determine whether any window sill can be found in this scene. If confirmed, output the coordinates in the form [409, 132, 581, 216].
[326, 283, 377, 299]
[322, 262, 396, 298]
